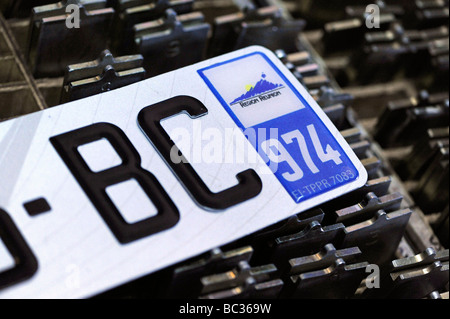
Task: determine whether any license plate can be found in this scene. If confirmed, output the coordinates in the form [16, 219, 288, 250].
[0, 46, 367, 298]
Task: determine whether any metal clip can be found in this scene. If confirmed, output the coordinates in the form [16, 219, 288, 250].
[270, 221, 346, 270]
[288, 243, 362, 275]
[245, 208, 325, 265]
[60, 50, 146, 103]
[200, 260, 278, 295]
[209, 5, 280, 57]
[200, 276, 283, 299]
[289, 258, 369, 299]
[341, 209, 412, 266]
[234, 10, 306, 53]
[134, 9, 210, 76]
[334, 192, 404, 225]
[391, 247, 449, 270]
[167, 245, 253, 298]
[111, 0, 194, 54]
[27, 0, 115, 77]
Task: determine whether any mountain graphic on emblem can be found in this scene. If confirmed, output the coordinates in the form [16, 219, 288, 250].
[231, 73, 283, 105]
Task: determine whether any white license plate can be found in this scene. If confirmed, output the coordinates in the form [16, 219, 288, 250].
[0, 46, 367, 298]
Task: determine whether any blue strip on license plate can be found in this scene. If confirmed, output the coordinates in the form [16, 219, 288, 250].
[198, 52, 360, 203]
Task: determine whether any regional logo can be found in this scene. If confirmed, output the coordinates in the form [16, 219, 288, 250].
[230, 73, 285, 108]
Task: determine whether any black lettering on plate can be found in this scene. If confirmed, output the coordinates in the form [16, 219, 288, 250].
[0, 209, 38, 290]
[50, 123, 180, 244]
[138, 95, 262, 210]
